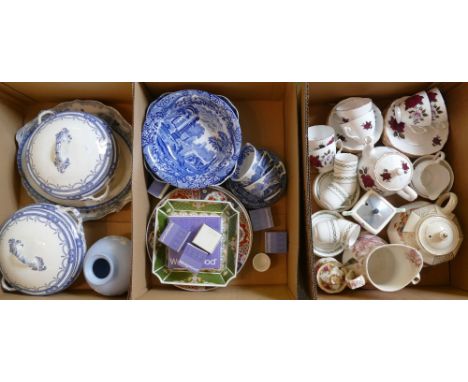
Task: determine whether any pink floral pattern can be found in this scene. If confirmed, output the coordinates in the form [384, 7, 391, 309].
[362, 121, 373, 130]
[406, 249, 423, 268]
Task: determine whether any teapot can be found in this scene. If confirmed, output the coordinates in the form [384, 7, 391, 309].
[387, 192, 463, 265]
[358, 137, 417, 201]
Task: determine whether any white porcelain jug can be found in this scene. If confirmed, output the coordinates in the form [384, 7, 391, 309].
[358, 137, 417, 201]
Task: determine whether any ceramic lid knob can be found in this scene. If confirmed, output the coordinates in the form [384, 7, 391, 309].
[417, 216, 460, 256]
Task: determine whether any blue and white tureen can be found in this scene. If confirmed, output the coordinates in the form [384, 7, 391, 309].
[142, 90, 242, 188]
[0, 204, 86, 296]
[20, 110, 118, 202]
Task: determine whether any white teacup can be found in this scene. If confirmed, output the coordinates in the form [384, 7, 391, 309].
[320, 181, 350, 210]
[313, 219, 340, 246]
[333, 152, 359, 195]
[310, 140, 343, 173]
[336, 97, 373, 121]
[413, 152, 451, 200]
[308, 125, 336, 152]
[339, 110, 375, 143]
[394, 91, 432, 127]
[336, 219, 360, 248]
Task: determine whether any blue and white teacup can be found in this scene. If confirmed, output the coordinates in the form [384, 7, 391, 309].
[232, 143, 272, 186]
[244, 160, 286, 199]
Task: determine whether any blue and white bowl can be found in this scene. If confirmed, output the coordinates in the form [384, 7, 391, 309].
[226, 152, 287, 209]
[22, 111, 118, 201]
[0, 204, 86, 296]
[142, 90, 242, 189]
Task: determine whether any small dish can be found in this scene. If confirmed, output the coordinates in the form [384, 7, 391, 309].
[152, 199, 240, 287]
[0, 203, 86, 296]
[142, 90, 242, 188]
[16, 100, 132, 221]
[327, 102, 383, 153]
[383, 97, 449, 157]
[313, 171, 360, 212]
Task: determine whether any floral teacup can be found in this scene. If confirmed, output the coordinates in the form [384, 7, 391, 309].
[394, 91, 432, 127]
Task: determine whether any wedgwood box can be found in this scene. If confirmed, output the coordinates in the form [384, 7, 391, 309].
[0, 82, 133, 300]
[301, 82, 468, 300]
[131, 82, 301, 299]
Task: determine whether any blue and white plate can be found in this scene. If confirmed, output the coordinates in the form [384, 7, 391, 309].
[142, 90, 242, 188]
[16, 100, 132, 221]
[0, 204, 86, 296]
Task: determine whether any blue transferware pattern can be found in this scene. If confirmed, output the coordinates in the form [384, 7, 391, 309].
[16, 100, 132, 221]
[0, 204, 86, 296]
[25, 111, 117, 201]
[142, 90, 242, 188]
[226, 153, 287, 209]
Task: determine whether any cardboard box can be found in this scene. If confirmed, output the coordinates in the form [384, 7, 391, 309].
[0, 82, 133, 300]
[131, 83, 301, 299]
[301, 82, 468, 299]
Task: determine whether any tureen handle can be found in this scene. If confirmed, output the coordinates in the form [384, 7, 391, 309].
[37, 110, 55, 124]
[216, 95, 239, 119]
[54, 128, 72, 173]
[82, 184, 110, 202]
[8, 238, 46, 271]
[60, 207, 83, 227]
[1, 278, 16, 292]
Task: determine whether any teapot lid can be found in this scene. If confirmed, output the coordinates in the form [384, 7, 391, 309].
[416, 215, 460, 256]
[0, 204, 86, 295]
[374, 153, 413, 192]
[25, 111, 117, 200]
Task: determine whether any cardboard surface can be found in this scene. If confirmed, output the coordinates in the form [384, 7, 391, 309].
[0, 83, 133, 300]
[131, 83, 300, 300]
[304, 82, 468, 300]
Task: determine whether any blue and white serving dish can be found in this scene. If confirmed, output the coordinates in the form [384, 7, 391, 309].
[226, 151, 287, 209]
[142, 90, 242, 188]
[0, 204, 86, 296]
[16, 100, 132, 221]
[23, 111, 117, 201]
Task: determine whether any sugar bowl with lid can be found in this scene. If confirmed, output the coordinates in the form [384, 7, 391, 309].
[0, 203, 87, 296]
[19, 110, 118, 202]
[358, 137, 417, 201]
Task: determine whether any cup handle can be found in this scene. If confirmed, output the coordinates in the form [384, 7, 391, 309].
[336, 139, 343, 154]
[1, 277, 16, 292]
[397, 186, 418, 202]
[343, 126, 361, 142]
[394, 105, 402, 123]
[434, 151, 445, 163]
[411, 274, 421, 285]
[344, 269, 366, 290]
[436, 192, 458, 215]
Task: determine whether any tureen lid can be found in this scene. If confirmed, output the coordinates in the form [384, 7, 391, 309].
[25, 111, 117, 200]
[374, 153, 413, 192]
[0, 203, 86, 295]
[416, 215, 460, 256]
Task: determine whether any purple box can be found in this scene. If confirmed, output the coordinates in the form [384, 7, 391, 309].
[166, 215, 222, 270]
[148, 179, 170, 199]
[178, 244, 208, 274]
[249, 207, 274, 231]
[265, 231, 288, 254]
[158, 221, 191, 252]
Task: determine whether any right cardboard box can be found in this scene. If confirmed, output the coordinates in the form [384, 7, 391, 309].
[302, 82, 468, 299]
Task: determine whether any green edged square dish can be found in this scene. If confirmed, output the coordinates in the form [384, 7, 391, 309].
[152, 199, 240, 287]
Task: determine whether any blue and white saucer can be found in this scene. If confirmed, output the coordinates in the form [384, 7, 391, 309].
[142, 90, 242, 189]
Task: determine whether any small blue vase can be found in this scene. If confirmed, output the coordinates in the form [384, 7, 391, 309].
[84, 236, 132, 297]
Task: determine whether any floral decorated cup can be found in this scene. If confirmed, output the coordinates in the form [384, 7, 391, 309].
[394, 91, 432, 127]
[427, 87, 448, 124]
[309, 139, 343, 173]
[339, 110, 375, 143]
[308, 125, 336, 153]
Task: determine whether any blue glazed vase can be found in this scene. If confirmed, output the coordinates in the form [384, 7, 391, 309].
[83, 236, 132, 297]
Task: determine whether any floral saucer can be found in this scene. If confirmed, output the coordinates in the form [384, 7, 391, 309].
[16, 100, 132, 221]
[313, 172, 360, 212]
[142, 90, 242, 189]
[383, 97, 449, 157]
[311, 210, 345, 257]
[146, 186, 253, 292]
[327, 103, 383, 152]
